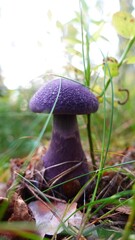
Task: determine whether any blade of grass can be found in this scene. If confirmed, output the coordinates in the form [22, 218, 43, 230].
[122, 184, 135, 240]
[7, 78, 62, 195]
[118, 35, 135, 68]
[27, 78, 62, 158]
[0, 222, 41, 240]
[0, 114, 45, 167]
[92, 59, 114, 194]
[61, 189, 135, 239]
[77, 57, 114, 237]
[79, 0, 86, 85]
[79, 0, 97, 170]
[99, 35, 135, 98]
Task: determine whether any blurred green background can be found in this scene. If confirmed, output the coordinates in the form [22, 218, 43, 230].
[0, 0, 135, 169]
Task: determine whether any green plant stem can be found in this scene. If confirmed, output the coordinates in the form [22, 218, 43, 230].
[80, 0, 96, 171]
[99, 78, 111, 98]
[87, 66, 114, 220]
[85, 32, 90, 87]
[87, 114, 97, 170]
[122, 185, 135, 240]
[118, 35, 135, 68]
[99, 36, 135, 98]
[79, 0, 86, 85]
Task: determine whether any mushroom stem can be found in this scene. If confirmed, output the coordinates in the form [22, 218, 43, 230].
[43, 114, 89, 187]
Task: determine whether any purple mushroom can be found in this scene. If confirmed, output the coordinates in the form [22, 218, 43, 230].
[29, 78, 99, 198]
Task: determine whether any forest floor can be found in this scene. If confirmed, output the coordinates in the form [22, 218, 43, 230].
[0, 145, 135, 240]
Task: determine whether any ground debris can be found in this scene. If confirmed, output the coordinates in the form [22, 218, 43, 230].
[0, 193, 38, 240]
[0, 146, 135, 239]
[28, 200, 84, 237]
[0, 182, 7, 198]
[8, 193, 34, 222]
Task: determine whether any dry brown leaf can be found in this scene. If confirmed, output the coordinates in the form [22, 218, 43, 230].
[28, 200, 83, 238]
[9, 193, 34, 222]
[107, 205, 131, 215]
[0, 183, 7, 197]
[114, 206, 131, 215]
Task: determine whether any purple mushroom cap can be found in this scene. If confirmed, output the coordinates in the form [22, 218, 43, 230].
[29, 78, 99, 114]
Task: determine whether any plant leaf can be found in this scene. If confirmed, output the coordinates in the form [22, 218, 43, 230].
[125, 56, 135, 64]
[112, 11, 135, 39]
[103, 57, 119, 77]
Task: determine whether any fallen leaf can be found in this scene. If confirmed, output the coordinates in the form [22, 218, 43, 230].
[107, 205, 131, 215]
[112, 11, 135, 39]
[0, 183, 7, 198]
[28, 200, 83, 238]
[9, 193, 34, 222]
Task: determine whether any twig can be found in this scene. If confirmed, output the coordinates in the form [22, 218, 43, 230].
[118, 88, 129, 105]
[87, 114, 97, 170]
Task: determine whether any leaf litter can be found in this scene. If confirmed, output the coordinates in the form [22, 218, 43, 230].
[28, 201, 83, 237]
[0, 146, 135, 239]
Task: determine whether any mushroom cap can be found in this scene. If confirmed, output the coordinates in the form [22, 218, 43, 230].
[29, 78, 99, 115]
